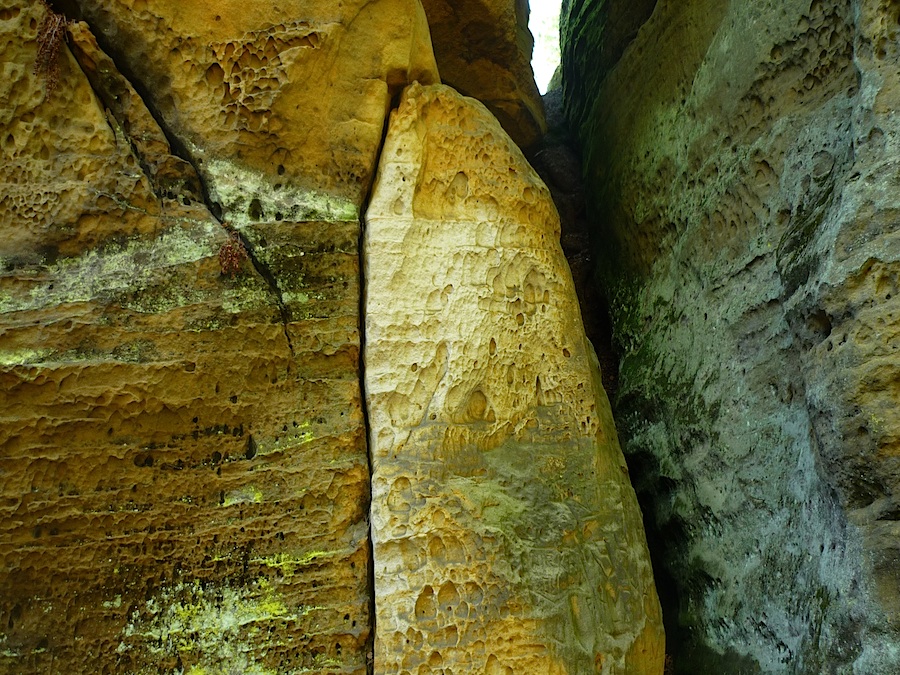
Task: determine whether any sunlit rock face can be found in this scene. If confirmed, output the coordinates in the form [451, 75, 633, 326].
[74, 0, 440, 219]
[1, 2, 369, 671]
[421, 0, 546, 148]
[365, 82, 663, 675]
[562, 0, 900, 671]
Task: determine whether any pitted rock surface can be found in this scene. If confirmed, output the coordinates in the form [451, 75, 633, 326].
[365, 82, 663, 675]
[1, 2, 666, 674]
[74, 0, 440, 218]
[563, 0, 900, 671]
[0, 3, 370, 672]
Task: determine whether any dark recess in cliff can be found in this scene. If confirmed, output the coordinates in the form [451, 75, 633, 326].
[528, 87, 619, 398]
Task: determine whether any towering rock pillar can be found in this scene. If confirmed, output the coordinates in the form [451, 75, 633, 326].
[365, 83, 663, 674]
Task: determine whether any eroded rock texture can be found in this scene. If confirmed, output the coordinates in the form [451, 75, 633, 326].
[563, 0, 900, 671]
[421, 0, 546, 148]
[365, 82, 663, 674]
[74, 0, 440, 218]
[1, 1, 666, 673]
[1, 2, 368, 672]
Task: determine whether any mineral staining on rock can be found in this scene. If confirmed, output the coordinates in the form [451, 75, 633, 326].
[0, 2, 370, 672]
[562, 0, 900, 671]
[365, 83, 663, 674]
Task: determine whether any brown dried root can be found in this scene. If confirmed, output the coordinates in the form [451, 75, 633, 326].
[34, 1, 71, 93]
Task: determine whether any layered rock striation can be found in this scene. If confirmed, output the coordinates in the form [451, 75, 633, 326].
[562, 0, 900, 672]
[1, 1, 374, 672]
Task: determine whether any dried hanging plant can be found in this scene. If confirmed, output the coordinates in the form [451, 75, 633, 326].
[34, 0, 71, 93]
[219, 231, 249, 277]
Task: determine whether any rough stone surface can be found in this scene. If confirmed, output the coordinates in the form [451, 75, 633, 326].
[2, 1, 668, 673]
[64, 20, 204, 206]
[0, 3, 369, 672]
[74, 0, 440, 218]
[563, 0, 900, 672]
[365, 82, 663, 675]
[421, 0, 546, 148]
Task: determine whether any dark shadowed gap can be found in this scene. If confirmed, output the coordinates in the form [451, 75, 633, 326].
[45, 0, 80, 17]
[526, 88, 619, 396]
[533, 43, 680, 668]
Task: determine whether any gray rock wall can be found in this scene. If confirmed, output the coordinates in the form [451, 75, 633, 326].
[562, 0, 900, 671]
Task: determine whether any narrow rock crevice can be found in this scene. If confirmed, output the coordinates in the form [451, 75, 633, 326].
[528, 88, 619, 397]
[65, 9, 298, 359]
[231, 228, 297, 359]
[65, 23, 204, 207]
[61, 5, 212, 212]
[358, 222, 376, 675]
[68, 1, 223, 216]
[531, 85, 678, 665]
[356, 85, 406, 675]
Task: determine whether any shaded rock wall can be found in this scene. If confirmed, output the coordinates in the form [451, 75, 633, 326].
[421, 0, 546, 148]
[562, 0, 900, 672]
[1, 1, 663, 674]
[365, 82, 662, 674]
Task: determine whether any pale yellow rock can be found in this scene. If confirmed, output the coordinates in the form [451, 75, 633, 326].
[364, 82, 664, 674]
[76, 0, 440, 219]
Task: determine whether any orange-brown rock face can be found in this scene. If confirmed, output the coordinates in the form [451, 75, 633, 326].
[0, 3, 369, 672]
[75, 0, 440, 217]
[2, 2, 664, 674]
[421, 0, 545, 148]
[364, 83, 663, 674]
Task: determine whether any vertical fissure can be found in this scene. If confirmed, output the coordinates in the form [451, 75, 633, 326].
[231, 228, 297, 359]
[357, 89, 404, 675]
[358, 209, 376, 675]
[65, 11, 298, 359]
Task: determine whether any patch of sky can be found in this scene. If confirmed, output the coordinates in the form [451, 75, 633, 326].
[529, 0, 562, 94]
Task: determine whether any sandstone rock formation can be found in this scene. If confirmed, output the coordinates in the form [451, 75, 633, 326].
[1, 2, 369, 672]
[0, 1, 665, 673]
[562, 0, 900, 671]
[74, 0, 440, 217]
[421, 0, 546, 148]
[365, 82, 663, 674]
